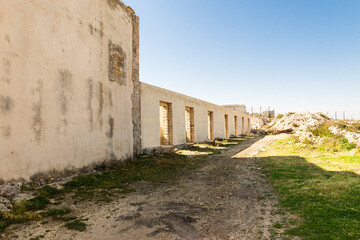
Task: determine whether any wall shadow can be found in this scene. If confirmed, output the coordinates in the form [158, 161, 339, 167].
[244, 154, 360, 239]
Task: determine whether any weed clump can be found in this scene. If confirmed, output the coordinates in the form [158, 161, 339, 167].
[0, 211, 40, 233]
[38, 185, 62, 199]
[64, 220, 87, 232]
[309, 123, 333, 138]
[40, 208, 71, 218]
[0, 185, 68, 233]
[287, 122, 359, 153]
[337, 121, 360, 133]
[307, 123, 357, 152]
[13, 197, 49, 213]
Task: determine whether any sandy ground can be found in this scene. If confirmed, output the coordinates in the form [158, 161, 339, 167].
[4, 135, 289, 240]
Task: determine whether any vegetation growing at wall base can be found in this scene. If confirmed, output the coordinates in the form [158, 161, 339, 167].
[0, 137, 247, 234]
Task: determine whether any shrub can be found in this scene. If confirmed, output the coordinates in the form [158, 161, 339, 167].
[307, 123, 357, 152]
[302, 138, 314, 145]
[309, 124, 333, 138]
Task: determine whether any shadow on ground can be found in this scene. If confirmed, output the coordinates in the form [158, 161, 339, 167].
[252, 154, 360, 240]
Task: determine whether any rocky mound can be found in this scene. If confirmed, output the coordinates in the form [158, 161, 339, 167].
[269, 112, 329, 134]
[251, 117, 271, 129]
[329, 125, 360, 146]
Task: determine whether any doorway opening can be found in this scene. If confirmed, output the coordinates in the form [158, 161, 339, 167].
[224, 114, 229, 138]
[160, 101, 173, 145]
[185, 106, 195, 143]
[242, 117, 245, 135]
[234, 115, 238, 136]
[208, 111, 214, 140]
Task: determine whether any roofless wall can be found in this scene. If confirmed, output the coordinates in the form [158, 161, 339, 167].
[0, 0, 140, 181]
[0, 1, 251, 181]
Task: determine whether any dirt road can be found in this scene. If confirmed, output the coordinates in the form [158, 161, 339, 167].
[9, 135, 288, 240]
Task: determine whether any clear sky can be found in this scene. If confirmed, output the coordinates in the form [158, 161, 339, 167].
[123, 0, 360, 119]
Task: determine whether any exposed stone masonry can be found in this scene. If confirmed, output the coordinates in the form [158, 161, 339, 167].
[130, 12, 142, 156]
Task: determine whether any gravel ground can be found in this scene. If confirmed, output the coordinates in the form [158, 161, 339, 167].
[4, 135, 289, 240]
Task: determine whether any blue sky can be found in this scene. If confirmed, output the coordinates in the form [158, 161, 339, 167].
[123, 0, 360, 119]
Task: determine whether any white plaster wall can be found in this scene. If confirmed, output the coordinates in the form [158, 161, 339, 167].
[141, 83, 251, 149]
[0, 0, 136, 181]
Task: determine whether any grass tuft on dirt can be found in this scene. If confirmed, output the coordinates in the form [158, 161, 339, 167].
[259, 137, 360, 239]
[63, 152, 208, 203]
[64, 220, 87, 232]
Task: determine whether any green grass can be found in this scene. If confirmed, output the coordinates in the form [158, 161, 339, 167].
[64, 220, 87, 232]
[40, 208, 71, 218]
[63, 152, 208, 203]
[214, 137, 247, 147]
[0, 187, 68, 233]
[178, 137, 246, 155]
[259, 138, 360, 239]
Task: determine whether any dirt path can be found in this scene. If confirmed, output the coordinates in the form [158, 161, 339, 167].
[8, 135, 288, 240]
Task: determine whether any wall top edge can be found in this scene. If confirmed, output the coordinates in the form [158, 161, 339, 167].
[140, 82, 252, 117]
[107, 0, 139, 21]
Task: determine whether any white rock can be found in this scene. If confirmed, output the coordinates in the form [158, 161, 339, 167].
[0, 197, 12, 212]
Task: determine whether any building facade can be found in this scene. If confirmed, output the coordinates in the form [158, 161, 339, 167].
[141, 83, 251, 151]
[0, 0, 251, 181]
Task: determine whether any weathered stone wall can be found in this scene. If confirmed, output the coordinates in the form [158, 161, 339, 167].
[141, 83, 252, 150]
[131, 13, 142, 156]
[0, 0, 140, 181]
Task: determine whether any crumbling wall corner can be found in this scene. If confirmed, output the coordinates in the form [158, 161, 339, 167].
[131, 15, 141, 156]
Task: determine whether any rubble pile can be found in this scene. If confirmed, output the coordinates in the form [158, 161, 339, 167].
[0, 182, 22, 196]
[329, 125, 360, 146]
[0, 197, 12, 212]
[0, 182, 22, 212]
[269, 112, 329, 135]
[266, 112, 360, 148]
[251, 117, 271, 129]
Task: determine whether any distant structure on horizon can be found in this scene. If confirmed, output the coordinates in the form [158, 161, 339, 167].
[253, 110, 276, 118]
[223, 105, 276, 118]
[223, 104, 248, 114]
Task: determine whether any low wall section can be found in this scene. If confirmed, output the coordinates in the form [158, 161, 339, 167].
[141, 83, 251, 150]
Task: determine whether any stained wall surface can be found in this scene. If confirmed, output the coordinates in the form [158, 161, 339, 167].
[0, 0, 252, 181]
[141, 83, 252, 150]
[0, 0, 140, 181]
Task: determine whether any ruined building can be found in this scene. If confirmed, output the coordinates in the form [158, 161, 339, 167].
[0, 0, 251, 181]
